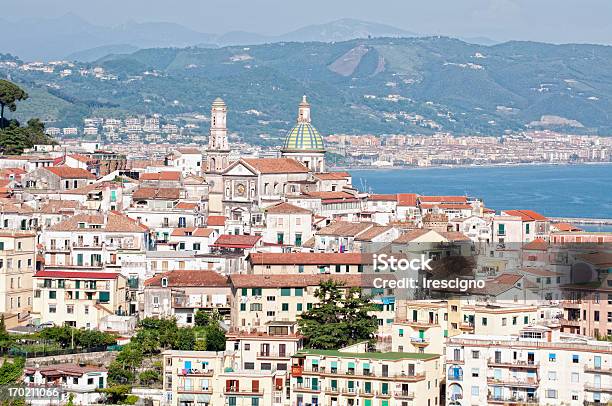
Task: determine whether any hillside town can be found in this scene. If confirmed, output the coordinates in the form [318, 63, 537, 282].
[0, 95, 610, 406]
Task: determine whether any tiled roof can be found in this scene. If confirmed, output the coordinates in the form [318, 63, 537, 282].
[304, 191, 356, 201]
[249, 252, 373, 265]
[230, 274, 368, 289]
[48, 212, 148, 233]
[33, 270, 120, 279]
[212, 234, 261, 248]
[62, 181, 120, 195]
[317, 221, 374, 237]
[265, 202, 311, 215]
[170, 227, 215, 237]
[439, 231, 471, 242]
[132, 187, 180, 200]
[419, 195, 467, 203]
[242, 158, 309, 174]
[68, 154, 95, 163]
[313, 172, 350, 180]
[282, 122, 325, 152]
[140, 171, 181, 181]
[45, 166, 96, 179]
[552, 222, 582, 232]
[503, 210, 547, 221]
[0, 199, 34, 214]
[175, 201, 198, 210]
[145, 270, 229, 287]
[393, 229, 431, 243]
[523, 238, 548, 251]
[354, 225, 394, 241]
[176, 147, 202, 155]
[369, 194, 397, 201]
[206, 215, 226, 226]
[25, 364, 107, 377]
[39, 200, 81, 214]
[420, 203, 473, 210]
[397, 193, 418, 206]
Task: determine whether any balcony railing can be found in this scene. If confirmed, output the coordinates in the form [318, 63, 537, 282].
[487, 395, 539, 404]
[257, 352, 289, 359]
[292, 384, 320, 392]
[176, 368, 213, 377]
[177, 386, 212, 394]
[394, 390, 415, 399]
[487, 358, 539, 368]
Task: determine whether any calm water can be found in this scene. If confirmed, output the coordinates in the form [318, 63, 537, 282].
[350, 164, 612, 219]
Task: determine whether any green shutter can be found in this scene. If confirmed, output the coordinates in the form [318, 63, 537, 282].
[99, 291, 110, 303]
[294, 288, 303, 296]
[281, 288, 291, 296]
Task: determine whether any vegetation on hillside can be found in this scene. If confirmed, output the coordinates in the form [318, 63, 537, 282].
[298, 280, 378, 349]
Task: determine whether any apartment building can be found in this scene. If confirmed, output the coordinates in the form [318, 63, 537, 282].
[162, 350, 287, 406]
[290, 345, 441, 406]
[32, 270, 128, 328]
[0, 231, 36, 327]
[229, 274, 367, 333]
[262, 202, 313, 247]
[143, 270, 231, 325]
[446, 325, 612, 405]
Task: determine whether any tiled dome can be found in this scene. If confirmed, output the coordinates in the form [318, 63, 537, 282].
[282, 122, 325, 152]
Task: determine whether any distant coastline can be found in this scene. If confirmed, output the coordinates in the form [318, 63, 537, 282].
[330, 161, 612, 172]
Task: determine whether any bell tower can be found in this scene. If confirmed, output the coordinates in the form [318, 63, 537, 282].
[206, 98, 230, 173]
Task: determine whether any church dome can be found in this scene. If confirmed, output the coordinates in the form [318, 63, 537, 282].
[281, 96, 325, 152]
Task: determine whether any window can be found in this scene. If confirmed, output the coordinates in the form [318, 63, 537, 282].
[49, 304, 56, 313]
[295, 288, 303, 296]
[399, 329, 404, 337]
[49, 291, 56, 299]
[250, 303, 262, 311]
[471, 368, 479, 377]
[524, 316, 529, 324]
[572, 355, 579, 363]
[472, 350, 480, 359]
[548, 371, 556, 380]
[251, 288, 262, 296]
[546, 389, 557, 399]
[297, 303, 303, 311]
[240, 303, 246, 311]
[571, 372, 579, 383]
[471, 386, 479, 396]
[244, 362, 254, 370]
[482, 317, 487, 326]
[282, 303, 289, 311]
[280, 288, 291, 296]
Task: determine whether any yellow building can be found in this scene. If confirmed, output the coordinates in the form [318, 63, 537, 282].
[291, 346, 441, 406]
[0, 231, 36, 327]
[32, 270, 128, 328]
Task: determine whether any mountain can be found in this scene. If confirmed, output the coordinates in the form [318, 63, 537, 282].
[67, 44, 140, 63]
[5, 37, 612, 139]
[277, 18, 417, 43]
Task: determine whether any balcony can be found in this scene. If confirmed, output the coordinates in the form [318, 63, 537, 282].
[341, 388, 357, 396]
[402, 320, 438, 329]
[298, 367, 425, 381]
[176, 368, 213, 377]
[177, 386, 212, 394]
[223, 388, 263, 396]
[257, 352, 289, 359]
[487, 359, 539, 369]
[410, 337, 430, 347]
[394, 390, 415, 399]
[583, 384, 612, 393]
[358, 389, 374, 397]
[486, 377, 539, 388]
[325, 386, 339, 394]
[487, 395, 539, 405]
[447, 373, 463, 382]
[376, 390, 391, 398]
[292, 384, 320, 393]
[559, 318, 582, 327]
[584, 366, 612, 375]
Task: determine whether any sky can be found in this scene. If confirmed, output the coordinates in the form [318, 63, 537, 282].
[3, 0, 612, 44]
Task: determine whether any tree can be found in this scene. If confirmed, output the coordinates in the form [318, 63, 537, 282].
[97, 384, 131, 404]
[0, 357, 24, 384]
[194, 309, 210, 327]
[174, 328, 195, 351]
[0, 80, 28, 129]
[204, 324, 226, 351]
[0, 315, 9, 341]
[297, 280, 378, 349]
[138, 369, 161, 386]
[108, 361, 135, 385]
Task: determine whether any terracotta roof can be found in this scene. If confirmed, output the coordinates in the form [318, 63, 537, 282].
[44, 166, 96, 179]
[249, 252, 373, 266]
[68, 154, 95, 163]
[576, 252, 612, 268]
[265, 202, 311, 215]
[552, 222, 582, 232]
[439, 231, 471, 242]
[132, 187, 180, 200]
[317, 221, 374, 237]
[393, 229, 431, 243]
[39, 200, 81, 214]
[523, 238, 548, 251]
[34, 270, 120, 279]
[127, 159, 165, 169]
[521, 267, 560, 277]
[145, 270, 229, 287]
[25, 364, 106, 377]
[48, 212, 148, 233]
[170, 227, 215, 237]
[305, 191, 356, 201]
[206, 215, 226, 226]
[369, 194, 397, 201]
[140, 171, 181, 181]
[397, 193, 418, 206]
[211, 234, 261, 248]
[230, 274, 368, 288]
[421, 203, 473, 210]
[503, 210, 547, 221]
[354, 225, 395, 241]
[313, 172, 350, 180]
[175, 201, 198, 210]
[0, 199, 33, 214]
[492, 273, 523, 285]
[176, 147, 202, 155]
[242, 158, 309, 174]
[419, 195, 467, 204]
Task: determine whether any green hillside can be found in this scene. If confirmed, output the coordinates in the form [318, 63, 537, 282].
[4, 37, 612, 141]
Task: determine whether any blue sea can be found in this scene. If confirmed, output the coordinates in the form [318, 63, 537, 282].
[349, 164, 612, 219]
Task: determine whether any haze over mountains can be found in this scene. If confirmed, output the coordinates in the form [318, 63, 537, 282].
[3, 13, 493, 62]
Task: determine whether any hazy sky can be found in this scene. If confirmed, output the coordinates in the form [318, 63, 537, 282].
[4, 0, 612, 44]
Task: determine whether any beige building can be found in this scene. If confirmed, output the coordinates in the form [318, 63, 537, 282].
[32, 270, 128, 328]
[162, 349, 288, 406]
[0, 231, 36, 327]
[290, 344, 441, 406]
[247, 252, 371, 275]
[446, 325, 612, 405]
